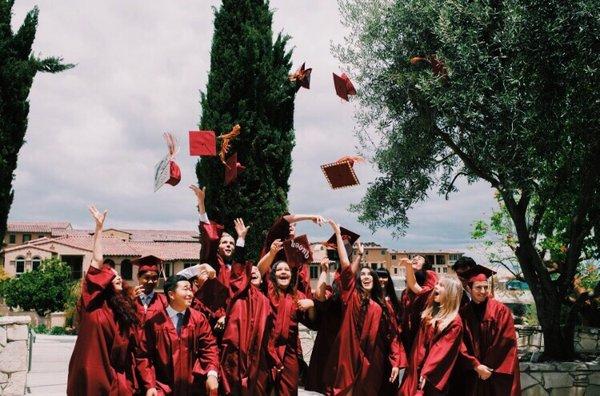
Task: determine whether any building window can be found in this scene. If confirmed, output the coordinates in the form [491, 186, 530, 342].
[391, 254, 396, 260]
[394, 267, 398, 275]
[449, 254, 462, 261]
[381, 250, 386, 255]
[23, 234, 31, 243]
[184, 263, 194, 269]
[32, 256, 42, 271]
[371, 263, 378, 270]
[37, 235, 44, 239]
[121, 259, 132, 280]
[365, 250, 368, 256]
[9, 234, 16, 244]
[309, 265, 319, 279]
[16, 256, 25, 276]
[164, 263, 172, 277]
[436, 255, 446, 265]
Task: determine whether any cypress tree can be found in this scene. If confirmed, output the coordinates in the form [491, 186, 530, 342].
[197, 0, 297, 256]
[0, 1, 73, 245]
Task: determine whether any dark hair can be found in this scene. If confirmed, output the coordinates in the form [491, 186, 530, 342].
[452, 256, 476, 272]
[107, 281, 139, 331]
[355, 267, 389, 324]
[103, 258, 115, 268]
[375, 268, 401, 316]
[269, 261, 298, 296]
[164, 275, 190, 302]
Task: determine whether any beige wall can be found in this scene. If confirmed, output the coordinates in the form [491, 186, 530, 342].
[3, 231, 51, 248]
[3, 243, 94, 277]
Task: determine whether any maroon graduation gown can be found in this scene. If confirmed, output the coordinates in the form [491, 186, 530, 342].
[306, 275, 343, 393]
[67, 266, 138, 396]
[135, 307, 219, 395]
[261, 271, 310, 396]
[219, 261, 275, 396]
[399, 270, 438, 354]
[399, 315, 463, 396]
[134, 292, 168, 325]
[456, 298, 520, 396]
[324, 266, 407, 396]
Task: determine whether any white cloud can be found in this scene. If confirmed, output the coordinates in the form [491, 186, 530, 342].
[9, 0, 497, 253]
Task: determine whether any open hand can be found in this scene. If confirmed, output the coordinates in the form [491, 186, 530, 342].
[88, 205, 107, 230]
[234, 218, 250, 240]
[327, 218, 340, 234]
[320, 257, 331, 272]
[189, 185, 206, 203]
[312, 215, 326, 226]
[270, 239, 283, 255]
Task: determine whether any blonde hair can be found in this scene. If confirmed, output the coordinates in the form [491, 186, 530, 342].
[421, 275, 462, 332]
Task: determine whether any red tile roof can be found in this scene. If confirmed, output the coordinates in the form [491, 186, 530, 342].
[7, 221, 71, 233]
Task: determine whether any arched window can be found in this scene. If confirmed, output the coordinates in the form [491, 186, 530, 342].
[16, 256, 25, 276]
[120, 259, 133, 280]
[32, 256, 42, 271]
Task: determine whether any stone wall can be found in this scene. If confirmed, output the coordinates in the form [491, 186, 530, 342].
[520, 361, 600, 396]
[0, 316, 31, 396]
[517, 326, 600, 354]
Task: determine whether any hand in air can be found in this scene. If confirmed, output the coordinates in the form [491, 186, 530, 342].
[270, 239, 283, 255]
[234, 218, 250, 239]
[88, 205, 107, 229]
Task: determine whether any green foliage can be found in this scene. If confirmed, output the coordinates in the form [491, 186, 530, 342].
[337, 0, 600, 359]
[525, 305, 539, 326]
[33, 324, 48, 334]
[0, 1, 74, 244]
[196, 0, 297, 256]
[4, 258, 74, 316]
[64, 281, 81, 330]
[49, 326, 66, 335]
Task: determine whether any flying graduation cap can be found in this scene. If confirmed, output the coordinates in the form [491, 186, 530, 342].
[282, 234, 313, 269]
[289, 62, 312, 90]
[332, 72, 356, 101]
[321, 156, 364, 189]
[154, 133, 181, 192]
[189, 131, 217, 156]
[224, 152, 245, 186]
[325, 227, 360, 261]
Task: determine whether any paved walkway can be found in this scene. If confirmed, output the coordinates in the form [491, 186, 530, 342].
[26, 334, 322, 395]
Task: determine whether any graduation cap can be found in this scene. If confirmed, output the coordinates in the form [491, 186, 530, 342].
[333, 72, 356, 101]
[321, 156, 364, 189]
[325, 227, 360, 261]
[410, 55, 447, 77]
[461, 264, 496, 283]
[282, 234, 313, 269]
[218, 124, 241, 166]
[132, 255, 163, 275]
[154, 133, 181, 191]
[189, 131, 217, 156]
[289, 63, 312, 89]
[224, 152, 245, 186]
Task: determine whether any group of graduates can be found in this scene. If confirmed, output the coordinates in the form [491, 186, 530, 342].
[66, 185, 521, 396]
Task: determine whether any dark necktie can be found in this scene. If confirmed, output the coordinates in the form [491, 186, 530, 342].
[176, 312, 184, 336]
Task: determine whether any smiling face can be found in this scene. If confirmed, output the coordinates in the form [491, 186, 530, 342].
[218, 234, 235, 259]
[138, 271, 159, 294]
[111, 269, 123, 292]
[360, 268, 373, 291]
[274, 261, 291, 290]
[433, 281, 446, 304]
[469, 280, 490, 303]
[378, 274, 389, 289]
[250, 266, 262, 287]
[168, 280, 194, 309]
[411, 255, 425, 271]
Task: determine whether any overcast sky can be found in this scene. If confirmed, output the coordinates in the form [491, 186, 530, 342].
[9, 0, 497, 252]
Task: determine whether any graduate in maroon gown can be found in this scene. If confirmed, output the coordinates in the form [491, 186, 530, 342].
[219, 261, 275, 396]
[399, 274, 464, 396]
[398, 255, 438, 354]
[305, 237, 364, 393]
[190, 185, 248, 337]
[67, 206, 140, 396]
[132, 255, 168, 324]
[136, 275, 220, 396]
[376, 267, 406, 393]
[257, 242, 317, 396]
[453, 265, 520, 395]
[323, 220, 407, 396]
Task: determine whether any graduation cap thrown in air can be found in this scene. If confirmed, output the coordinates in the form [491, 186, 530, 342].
[325, 227, 360, 261]
[282, 234, 313, 269]
[333, 72, 356, 101]
[290, 63, 312, 89]
[189, 131, 217, 156]
[321, 156, 364, 189]
[224, 152, 245, 186]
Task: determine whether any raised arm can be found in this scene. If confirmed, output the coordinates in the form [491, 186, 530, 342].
[282, 214, 325, 226]
[327, 219, 350, 270]
[233, 218, 249, 262]
[190, 184, 209, 223]
[315, 257, 331, 302]
[257, 239, 283, 276]
[88, 205, 107, 270]
[402, 258, 422, 294]
[351, 240, 364, 273]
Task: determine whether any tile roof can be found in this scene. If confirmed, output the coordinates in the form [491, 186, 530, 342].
[7, 221, 71, 233]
